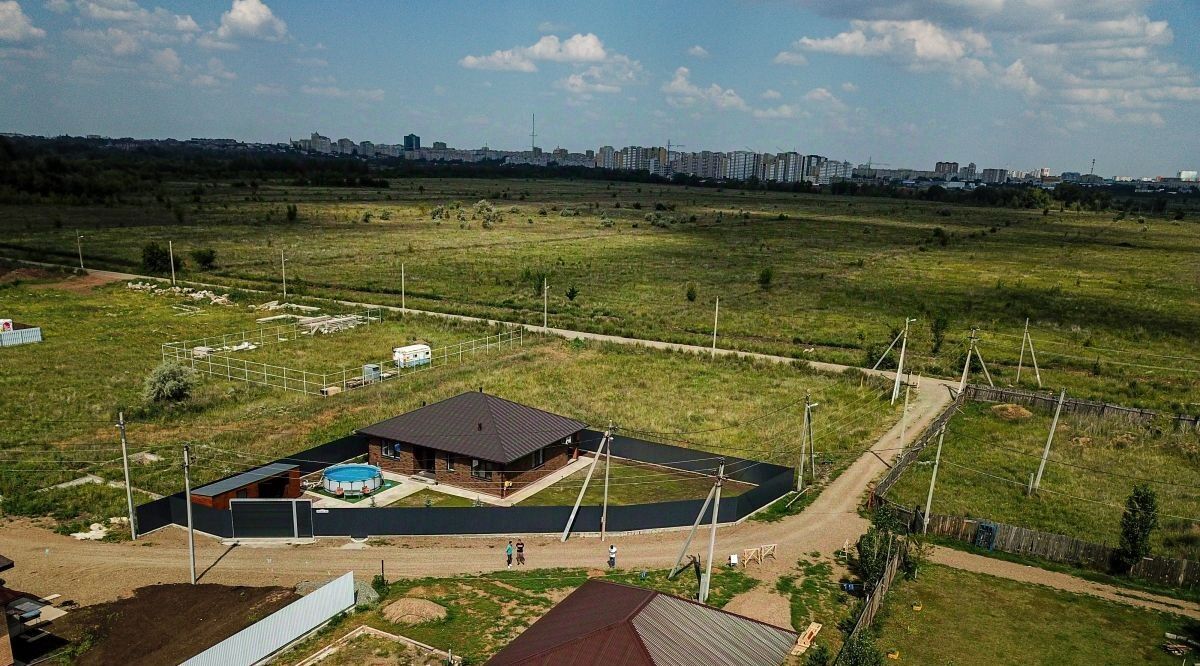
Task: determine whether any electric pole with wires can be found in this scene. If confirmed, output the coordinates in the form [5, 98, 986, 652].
[116, 411, 137, 540]
[891, 318, 916, 404]
[183, 443, 196, 584]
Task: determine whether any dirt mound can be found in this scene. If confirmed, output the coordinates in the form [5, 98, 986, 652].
[991, 404, 1033, 421]
[383, 597, 447, 625]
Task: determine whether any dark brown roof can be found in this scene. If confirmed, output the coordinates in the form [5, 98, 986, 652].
[485, 580, 798, 666]
[356, 392, 587, 464]
[0, 554, 12, 573]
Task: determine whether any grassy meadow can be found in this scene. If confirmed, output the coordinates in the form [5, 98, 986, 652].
[518, 458, 752, 506]
[1, 177, 1197, 410]
[887, 401, 1200, 560]
[0, 267, 898, 531]
[875, 564, 1197, 665]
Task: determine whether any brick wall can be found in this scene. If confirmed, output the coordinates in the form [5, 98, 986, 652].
[0, 612, 13, 666]
[369, 435, 579, 498]
[190, 469, 301, 510]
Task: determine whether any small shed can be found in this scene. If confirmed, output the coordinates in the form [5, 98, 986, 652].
[0, 321, 42, 348]
[190, 463, 301, 510]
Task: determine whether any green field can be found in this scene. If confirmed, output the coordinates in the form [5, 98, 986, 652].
[0, 267, 898, 530]
[887, 401, 1200, 560]
[875, 564, 1197, 665]
[2, 177, 1197, 410]
[518, 458, 752, 506]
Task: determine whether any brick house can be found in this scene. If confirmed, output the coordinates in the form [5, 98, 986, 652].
[360, 391, 588, 498]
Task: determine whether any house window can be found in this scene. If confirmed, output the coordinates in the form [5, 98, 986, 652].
[381, 442, 401, 459]
[445, 453, 454, 472]
[532, 447, 545, 468]
[471, 459, 493, 480]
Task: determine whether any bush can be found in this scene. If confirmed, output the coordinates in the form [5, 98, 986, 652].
[841, 632, 885, 666]
[143, 362, 197, 403]
[189, 248, 217, 269]
[141, 242, 182, 275]
[686, 283, 697, 302]
[804, 643, 830, 666]
[565, 285, 579, 301]
[758, 267, 774, 290]
[371, 574, 389, 597]
[286, 204, 298, 221]
[930, 315, 949, 354]
[1114, 483, 1158, 572]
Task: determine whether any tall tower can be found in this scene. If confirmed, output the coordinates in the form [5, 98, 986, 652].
[530, 113, 537, 153]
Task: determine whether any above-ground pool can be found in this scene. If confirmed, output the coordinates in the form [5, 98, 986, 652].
[323, 463, 383, 496]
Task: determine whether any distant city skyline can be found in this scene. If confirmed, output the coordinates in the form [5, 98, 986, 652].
[1, 0, 1197, 176]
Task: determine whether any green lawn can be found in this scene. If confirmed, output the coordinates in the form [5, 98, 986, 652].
[519, 457, 751, 506]
[0, 268, 898, 530]
[386, 489, 475, 508]
[3, 177, 1197, 410]
[876, 564, 1198, 665]
[887, 401, 1200, 560]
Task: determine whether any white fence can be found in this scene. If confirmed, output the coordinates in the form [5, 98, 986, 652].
[1, 324, 42, 347]
[183, 572, 356, 666]
[161, 311, 524, 397]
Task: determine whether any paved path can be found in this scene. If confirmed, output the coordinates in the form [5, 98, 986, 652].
[930, 546, 1200, 620]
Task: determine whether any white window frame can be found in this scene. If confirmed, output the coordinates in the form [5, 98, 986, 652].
[471, 458, 493, 480]
[445, 452, 454, 471]
[381, 442, 400, 459]
[532, 447, 545, 469]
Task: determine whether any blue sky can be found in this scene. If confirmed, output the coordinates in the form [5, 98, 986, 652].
[1, 0, 1197, 176]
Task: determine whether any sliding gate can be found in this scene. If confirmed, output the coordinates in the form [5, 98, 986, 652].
[230, 499, 313, 539]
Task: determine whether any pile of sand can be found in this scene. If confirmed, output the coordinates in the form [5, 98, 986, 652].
[991, 404, 1033, 421]
[383, 598, 447, 625]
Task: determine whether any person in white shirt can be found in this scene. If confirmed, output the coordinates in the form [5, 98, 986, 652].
[608, 544, 617, 568]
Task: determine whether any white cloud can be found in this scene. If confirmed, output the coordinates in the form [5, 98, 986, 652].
[537, 21, 568, 33]
[798, 20, 990, 64]
[841, 81, 858, 92]
[43, 0, 69, 13]
[215, 0, 286, 41]
[150, 46, 179, 73]
[803, 87, 847, 110]
[753, 104, 800, 119]
[460, 33, 607, 71]
[301, 84, 384, 102]
[190, 56, 235, 87]
[772, 50, 807, 66]
[69, 27, 142, 54]
[686, 44, 709, 58]
[559, 71, 619, 94]
[0, 1, 46, 41]
[760, 89, 781, 99]
[75, 0, 198, 33]
[662, 66, 749, 111]
[253, 82, 285, 95]
[557, 53, 642, 96]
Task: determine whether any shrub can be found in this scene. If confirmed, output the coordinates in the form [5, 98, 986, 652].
[566, 285, 579, 301]
[371, 574, 389, 597]
[930, 315, 949, 354]
[141, 242, 182, 275]
[758, 267, 774, 290]
[686, 283, 697, 302]
[286, 204, 298, 221]
[143, 362, 197, 403]
[1114, 483, 1158, 572]
[803, 643, 830, 666]
[841, 632, 885, 666]
[189, 248, 217, 270]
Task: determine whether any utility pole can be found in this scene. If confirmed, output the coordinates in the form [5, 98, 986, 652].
[168, 241, 176, 286]
[1016, 319, 1042, 388]
[601, 421, 614, 541]
[76, 232, 85, 270]
[542, 276, 548, 329]
[898, 373, 915, 450]
[401, 262, 406, 313]
[1032, 389, 1066, 493]
[959, 329, 979, 393]
[805, 394, 818, 484]
[711, 296, 719, 358]
[669, 482, 717, 579]
[700, 461, 725, 604]
[281, 251, 288, 299]
[922, 425, 947, 534]
[116, 411, 137, 540]
[183, 443, 196, 584]
[891, 318, 915, 404]
[562, 427, 611, 541]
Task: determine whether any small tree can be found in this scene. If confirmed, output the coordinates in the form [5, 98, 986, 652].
[189, 248, 217, 270]
[143, 362, 197, 404]
[141, 242, 182, 275]
[929, 315, 949, 354]
[566, 285, 579, 301]
[854, 527, 891, 592]
[758, 266, 774, 291]
[1114, 483, 1158, 572]
[286, 204, 299, 221]
[685, 283, 697, 302]
[841, 632, 885, 666]
[803, 643, 830, 666]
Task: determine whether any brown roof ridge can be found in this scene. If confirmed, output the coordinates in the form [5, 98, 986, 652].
[638, 581, 798, 635]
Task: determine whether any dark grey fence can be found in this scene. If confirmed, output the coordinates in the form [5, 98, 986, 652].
[137, 430, 794, 539]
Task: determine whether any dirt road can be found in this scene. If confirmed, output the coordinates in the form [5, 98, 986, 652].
[929, 546, 1200, 620]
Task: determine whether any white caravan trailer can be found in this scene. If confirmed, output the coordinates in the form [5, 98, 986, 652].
[393, 343, 432, 368]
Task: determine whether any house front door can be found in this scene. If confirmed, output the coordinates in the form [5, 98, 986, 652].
[413, 445, 436, 474]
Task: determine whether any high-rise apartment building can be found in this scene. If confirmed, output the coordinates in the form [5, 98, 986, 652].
[981, 168, 1008, 184]
[403, 134, 421, 151]
[935, 161, 959, 175]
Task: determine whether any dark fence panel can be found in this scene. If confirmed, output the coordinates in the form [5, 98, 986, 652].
[313, 505, 590, 537]
[134, 494, 174, 535]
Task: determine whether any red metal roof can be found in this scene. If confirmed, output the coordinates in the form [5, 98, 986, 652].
[356, 391, 587, 464]
[486, 580, 797, 666]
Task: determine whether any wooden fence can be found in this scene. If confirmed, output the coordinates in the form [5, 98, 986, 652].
[872, 391, 964, 500]
[835, 536, 905, 664]
[964, 385, 1200, 431]
[907, 511, 1199, 589]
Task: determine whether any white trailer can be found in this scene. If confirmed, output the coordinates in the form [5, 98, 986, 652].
[393, 343, 432, 368]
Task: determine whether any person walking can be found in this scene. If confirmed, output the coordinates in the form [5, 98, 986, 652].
[515, 539, 526, 566]
[608, 543, 617, 569]
[505, 540, 514, 569]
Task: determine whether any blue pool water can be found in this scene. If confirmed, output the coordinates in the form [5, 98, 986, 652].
[324, 464, 381, 482]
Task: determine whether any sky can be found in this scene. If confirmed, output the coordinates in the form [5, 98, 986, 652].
[0, 0, 1197, 176]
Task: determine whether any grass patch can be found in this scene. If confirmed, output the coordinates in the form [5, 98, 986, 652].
[876, 563, 1199, 664]
[386, 489, 475, 508]
[519, 458, 751, 506]
[888, 401, 1200, 559]
[775, 556, 859, 655]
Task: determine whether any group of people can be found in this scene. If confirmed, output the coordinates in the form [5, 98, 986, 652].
[504, 539, 619, 568]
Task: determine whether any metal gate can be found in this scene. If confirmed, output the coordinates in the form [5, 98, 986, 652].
[230, 499, 313, 539]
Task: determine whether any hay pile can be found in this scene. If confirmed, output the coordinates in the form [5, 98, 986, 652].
[991, 404, 1033, 421]
[383, 598, 447, 625]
